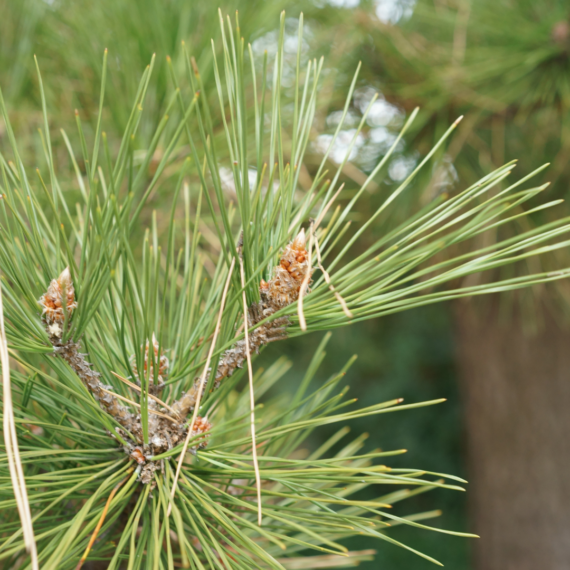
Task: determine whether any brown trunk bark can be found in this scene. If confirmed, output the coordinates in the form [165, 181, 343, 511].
[456, 302, 570, 570]
[455, 299, 570, 570]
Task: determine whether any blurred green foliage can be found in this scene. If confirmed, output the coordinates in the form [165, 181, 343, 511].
[331, 0, 570, 318]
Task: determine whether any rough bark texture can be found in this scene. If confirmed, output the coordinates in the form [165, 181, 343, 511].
[455, 299, 570, 570]
[53, 336, 140, 436]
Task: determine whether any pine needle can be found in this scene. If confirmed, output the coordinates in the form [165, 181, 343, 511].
[74, 468, 133, 570]
[314, 183, 344, 231]
[0, 278, 38, 570]
[239, 252, 263, 525]
[298, 221, 314, 332]
[167, 256, 236, 517]
[278, 549, 377, 569]
[110, 370, 179, 417]
[314, 237, 353, 319]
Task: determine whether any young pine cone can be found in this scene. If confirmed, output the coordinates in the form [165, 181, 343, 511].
[260, 228, 312, 309]
[38, 267, 77, 338]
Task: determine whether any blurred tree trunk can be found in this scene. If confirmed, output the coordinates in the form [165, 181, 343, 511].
[455, 299, 570, 570]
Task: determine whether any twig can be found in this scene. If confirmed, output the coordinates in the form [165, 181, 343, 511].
[298, 221, 314, 332]
[74, 469, 133, 570]
[314, 237, 352, 319]
[98, 387, 179, 424]
[110, 371, 179, 417]
[239, 253, 263, 525]
[167, 256, 236, 517]
[0, 280, 38, 570]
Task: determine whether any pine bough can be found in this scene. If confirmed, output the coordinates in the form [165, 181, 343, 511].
[1, 11, 570, 570]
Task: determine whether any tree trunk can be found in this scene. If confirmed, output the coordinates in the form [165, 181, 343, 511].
[455, 300, 570, 570]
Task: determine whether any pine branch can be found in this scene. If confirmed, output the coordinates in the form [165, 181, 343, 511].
[2, 9, 570, 568]
[39, 268, 139, 436]
[172, 229, 311, 419]
[38, 268, 211, 487]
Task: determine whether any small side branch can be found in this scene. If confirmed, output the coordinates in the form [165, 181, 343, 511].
[172, 229, 313, 420]
[39, 268, 139, 439]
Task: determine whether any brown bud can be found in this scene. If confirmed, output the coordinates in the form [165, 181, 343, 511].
[191, 415, 212, 449]
[130, 447, 146, 464]
[131, 333, 169, 384]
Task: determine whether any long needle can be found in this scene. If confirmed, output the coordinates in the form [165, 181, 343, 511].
[298, 222, 314, 332]
[167, 256, 236, 517]
[0, 278, 38, 569]
[110, 371, 179, 417]
[74, 469, 134, 570]
[314, 237, 352, 319]
[239, 252, 263, 525]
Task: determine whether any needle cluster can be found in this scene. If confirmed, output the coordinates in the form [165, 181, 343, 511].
[1, 10, 570, 570]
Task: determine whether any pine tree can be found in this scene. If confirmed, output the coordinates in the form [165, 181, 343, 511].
[2, 11, 570, 569]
